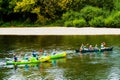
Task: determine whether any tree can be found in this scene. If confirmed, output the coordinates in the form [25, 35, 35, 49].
[14, 0, 63, 24]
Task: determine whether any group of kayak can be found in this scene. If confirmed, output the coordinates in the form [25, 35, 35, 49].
[76, 42, 113, 53]
[6, 42, 113, 65]
[6, 49, 67, 65]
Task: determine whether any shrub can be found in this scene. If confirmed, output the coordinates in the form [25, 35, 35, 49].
[73, 18, 87, 27]
[80, 6, 103, 22]
[64, 21, 73, 27]
[104, 16, 114, 27]
[105, 11, 120, 28]
[1, 22, 11, 27]
[114, 0, 120, 11]
[62, 10, 82, 21]
[89, 16, 104, 27]
[0, 20, 3, 26]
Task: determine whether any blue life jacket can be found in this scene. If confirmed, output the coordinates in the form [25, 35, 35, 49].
[32, 51, 37, 57]
[14, 56, 17, 62]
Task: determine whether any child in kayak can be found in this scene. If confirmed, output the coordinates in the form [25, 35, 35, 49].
[39, 48, 44, 53]
[32, 50, 39, 60]
[24, 54, 29, 60]
[32, 50, 37, 57]
[13, 54, 18, 62]
[51, 49, 57, 55]
[43, 51, 48, 56]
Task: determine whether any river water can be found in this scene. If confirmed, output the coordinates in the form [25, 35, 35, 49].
[0, 35, 120, 80]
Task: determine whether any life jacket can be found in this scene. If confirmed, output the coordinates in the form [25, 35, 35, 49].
[14, 56, 18, 62]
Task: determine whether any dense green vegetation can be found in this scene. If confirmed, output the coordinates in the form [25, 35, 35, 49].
[0, 0, 120, 27]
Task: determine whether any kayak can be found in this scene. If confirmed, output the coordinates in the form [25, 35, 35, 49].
[75, 47, 113, 53]
[39, 56, 50, 62]
[50, 52, 67, 59]
[6, 56, 50, 65]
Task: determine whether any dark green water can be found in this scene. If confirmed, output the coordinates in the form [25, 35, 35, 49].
[0, 35, 120, 80]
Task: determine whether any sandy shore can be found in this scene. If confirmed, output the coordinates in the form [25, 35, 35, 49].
[0, 27, 120, 35]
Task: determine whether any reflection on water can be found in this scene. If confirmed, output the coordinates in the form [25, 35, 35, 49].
[1, 50, 119, 80]
[24, 64, 29, 71]
[4, 58, 67, 80]
[108, 67, 120, 80]
[79, 51, 112, 64]
[0, 35, 120, 80]
[0, 35, 120, 53]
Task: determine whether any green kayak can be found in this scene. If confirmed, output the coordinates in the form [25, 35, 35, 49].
[6, 56, 50, 65]
[50, 52, 67, 59]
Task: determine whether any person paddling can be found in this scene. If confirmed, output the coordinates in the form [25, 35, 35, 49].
[101, 42, 105, 49]
[24, 54, 29, 60]
[13, 54, 18, 62]
[89, 45, 93, 50]
[32, 50, 39, 60]
[39, 48, 44, 53]
[32, 50, 37, 57]
[43, 51, 47, 56]
[94, 44, 99, 50]
[103, 42, 107, 48]
[80, 44, 85, 51]
[51, 49, 57, 55]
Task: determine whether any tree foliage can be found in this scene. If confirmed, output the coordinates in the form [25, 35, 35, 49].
[89, 16, 104, 27]
[73, 19, 87, 27]
[80, 6, 103, 22]
[105, 11, 120, 28]
[62, 10, 82, 21]
[0, 0, 119, 27]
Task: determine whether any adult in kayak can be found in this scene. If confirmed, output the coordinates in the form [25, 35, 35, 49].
[89, 45, 94, 50]
[101, 42, 106, 49]
[80, 44, 85, 51]
[94, 44, 99, 49]
[94, 44, 99, 51]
